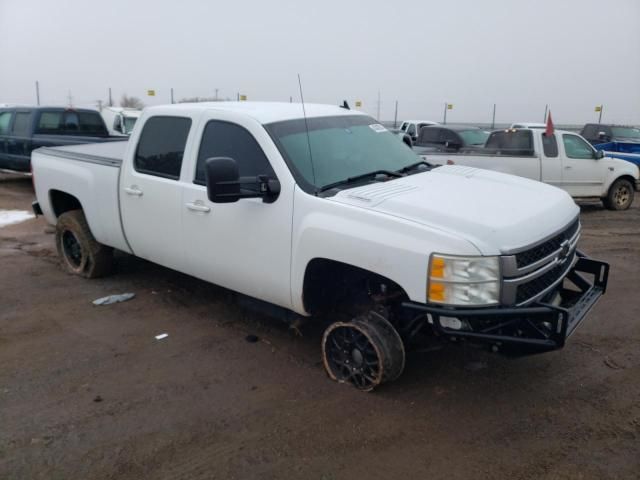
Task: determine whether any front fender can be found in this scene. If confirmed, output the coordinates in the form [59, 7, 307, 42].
[290, 189, 479, 315]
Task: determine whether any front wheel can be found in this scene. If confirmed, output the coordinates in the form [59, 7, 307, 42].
[321, 311, 405, 391]
[603, 178, 634, 210]
[55, 210, 113, 278]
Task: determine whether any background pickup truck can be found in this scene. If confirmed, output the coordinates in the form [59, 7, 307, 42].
[422, 128, 640, 210]
[32, 102, 609, 391]
[0, 106, 124, 172]
[581, 123, 640, 145]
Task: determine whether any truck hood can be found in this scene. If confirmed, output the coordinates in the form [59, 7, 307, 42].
[329, 165, 579, 255]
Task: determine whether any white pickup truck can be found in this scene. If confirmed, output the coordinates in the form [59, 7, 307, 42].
[32, 102, 609, 390]
[421, 128, 640, 210]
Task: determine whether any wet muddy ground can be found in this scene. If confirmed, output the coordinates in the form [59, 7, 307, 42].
[1, 173, 639, 479]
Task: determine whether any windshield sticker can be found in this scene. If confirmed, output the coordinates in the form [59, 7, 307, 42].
[369, 123, 387, 133]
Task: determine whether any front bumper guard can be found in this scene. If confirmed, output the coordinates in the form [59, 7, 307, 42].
[402, 255, 609, 353]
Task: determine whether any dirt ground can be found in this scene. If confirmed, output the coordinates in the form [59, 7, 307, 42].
[1, 172, 639, 480]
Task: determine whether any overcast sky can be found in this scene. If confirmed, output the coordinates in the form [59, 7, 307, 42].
[1, 0, 639, 124]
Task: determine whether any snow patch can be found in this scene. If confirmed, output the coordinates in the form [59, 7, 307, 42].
[0, 210, 34, 228]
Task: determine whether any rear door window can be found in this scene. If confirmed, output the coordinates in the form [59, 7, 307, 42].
[0, 112, 12, 135]
[542, 133, 558, 157]
[134, 116, 192, 179]
[562, 134, 595, 159]
[195, 120, 275, 185]
[37, 111, 64, 134]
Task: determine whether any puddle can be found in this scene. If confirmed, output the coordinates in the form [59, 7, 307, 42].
[0, 210, 34, 228]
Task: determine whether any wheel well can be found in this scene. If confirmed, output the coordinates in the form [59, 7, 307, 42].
[302, 258, 408, 316]
[49, 190, 82, 218]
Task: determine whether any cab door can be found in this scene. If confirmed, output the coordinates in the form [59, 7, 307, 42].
[180, 111, 294, 310]
[120, 115, 196, 272]
[559, 133, 604, 197]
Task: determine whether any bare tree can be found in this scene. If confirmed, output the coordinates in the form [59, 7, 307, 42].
[120, 94, 145, 109]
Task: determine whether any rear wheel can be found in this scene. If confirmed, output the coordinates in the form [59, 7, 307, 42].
[322, 311, 405, 391]
[55, 210, 113, 278]
[603, 178, 634, 210]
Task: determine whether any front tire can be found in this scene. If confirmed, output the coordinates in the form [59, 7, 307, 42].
[322, 311, 405, 391]
[603, 178, 634, 210]
[55, 210, 113, 278]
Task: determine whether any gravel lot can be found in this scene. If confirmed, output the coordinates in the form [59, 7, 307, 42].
[1, 172, 639, 479]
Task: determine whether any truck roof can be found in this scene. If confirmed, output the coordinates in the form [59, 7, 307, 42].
[144, 101, 367, 125]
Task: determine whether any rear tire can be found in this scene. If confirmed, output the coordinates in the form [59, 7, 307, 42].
[322, 310, 405, 391]
[603, 178, 634, 210]
[55, 210, 113, 278]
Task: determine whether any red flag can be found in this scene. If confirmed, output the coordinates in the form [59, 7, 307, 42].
[545, 111, 555, 136]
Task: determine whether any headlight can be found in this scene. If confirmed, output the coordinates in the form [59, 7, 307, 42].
[428, 254, 501, 306]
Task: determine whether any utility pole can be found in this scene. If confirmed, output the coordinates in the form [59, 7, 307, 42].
[290, 96, 293, 103]
[443, 102, 448, 124]
[67, 90, 73, 108]
[376, 90, 381, 121]
[597, 105, 604, 124]
[491, 103, 496, 129]
[215, 88, 219, 101]
[108, 87, 113, 107]
[393, 100, 398, 128]
[543, 104, 548, 123]
[35, 81, 40, 106]
[170, 88, 174, 104]
[236, 92, 240, 101]
[97, 100, 103, 112]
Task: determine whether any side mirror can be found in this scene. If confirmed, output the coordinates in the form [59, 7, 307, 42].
[597, 131, 610, 141]
[113, 117, 122, 133]
[445, 140, 462, 150]
[595, 149, 605, 160]
[205, 157, 280, 204]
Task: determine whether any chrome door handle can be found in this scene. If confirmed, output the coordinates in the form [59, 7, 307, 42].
[186, 201, 211, 213]
[564, 166, 572, 169]
[124, 186, 143, 196]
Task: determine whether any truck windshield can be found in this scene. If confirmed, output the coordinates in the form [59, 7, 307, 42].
[123, 116, 138, 134]
[265, 115, 420, 191]
[611, 127, 640, 139]
[459, 129, 490, 146]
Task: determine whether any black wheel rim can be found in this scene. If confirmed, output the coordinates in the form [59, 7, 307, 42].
[62, 230, 83, 268]
[324, 325, 381, 390]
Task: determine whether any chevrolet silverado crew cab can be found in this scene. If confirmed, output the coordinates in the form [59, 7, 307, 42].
[32, 102, 609, 391]
[0, 106, 124, 172]
[422, 128, 640, 211]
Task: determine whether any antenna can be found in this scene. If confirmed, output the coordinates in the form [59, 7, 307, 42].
[297, 74, 317, 189]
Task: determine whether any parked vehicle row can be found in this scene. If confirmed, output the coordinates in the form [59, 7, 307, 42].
[31, 102, 609, 390]
[419, 128, 639, 210]
[0, 106, 124, 172]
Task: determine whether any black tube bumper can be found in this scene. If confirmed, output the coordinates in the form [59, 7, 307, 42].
[32, 200, 42, 216]
[402, 256, 609, 353]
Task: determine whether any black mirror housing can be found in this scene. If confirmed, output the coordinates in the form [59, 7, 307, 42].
[206, 157, 241, 203]
[205, 157, 281, 204]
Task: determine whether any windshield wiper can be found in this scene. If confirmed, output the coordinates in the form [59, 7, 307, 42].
[396, 160, 433, 174]
[318, 170, 403, 192]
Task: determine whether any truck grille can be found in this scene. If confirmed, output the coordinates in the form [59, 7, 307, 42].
[515, 258, 574, 304]
[515, 218, 580, 268]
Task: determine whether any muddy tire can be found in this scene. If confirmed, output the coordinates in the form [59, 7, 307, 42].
[55, 210, 113, 278]
[603, 178, 634, 211]
[322, 310, 405, 391]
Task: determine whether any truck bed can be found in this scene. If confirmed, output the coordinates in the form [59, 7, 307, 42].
[32, 141, 131, 253]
